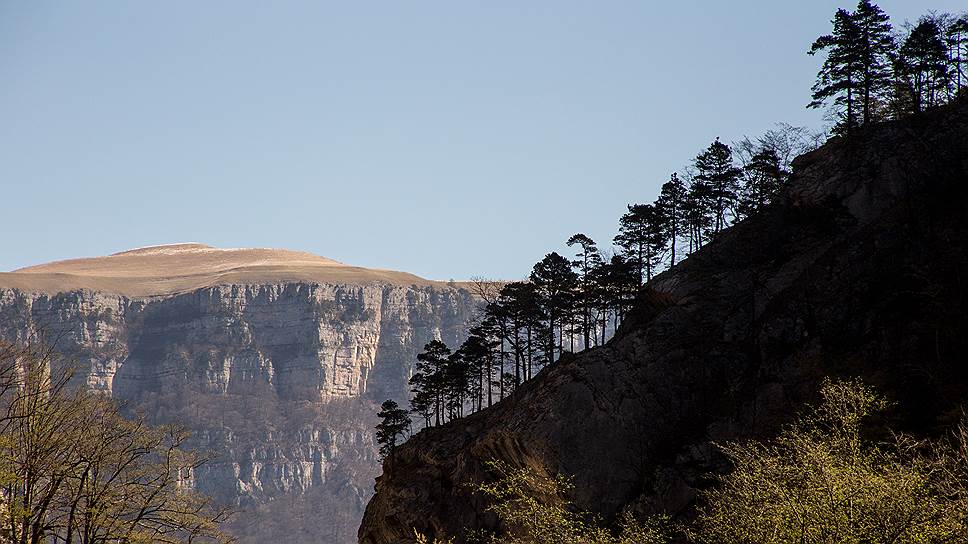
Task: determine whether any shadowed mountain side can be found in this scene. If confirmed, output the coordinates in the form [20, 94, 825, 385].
[358, 98, 968, 543]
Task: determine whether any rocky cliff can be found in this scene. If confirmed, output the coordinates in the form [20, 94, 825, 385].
[0, 245, 479, 543]
[358, 98, 968, 543]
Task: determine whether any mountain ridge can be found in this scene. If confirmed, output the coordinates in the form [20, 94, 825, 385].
[2, 243, 437, 297]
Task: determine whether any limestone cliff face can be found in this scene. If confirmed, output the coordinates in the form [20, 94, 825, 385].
[0, 252, 478, 544]
[358, 99, 968, 543]
[0, 282, 472, 401]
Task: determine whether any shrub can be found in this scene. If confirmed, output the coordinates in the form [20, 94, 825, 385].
[694, 379, 968, 543]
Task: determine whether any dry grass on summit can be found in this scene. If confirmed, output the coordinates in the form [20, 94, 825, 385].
[1, 243, 434, 297]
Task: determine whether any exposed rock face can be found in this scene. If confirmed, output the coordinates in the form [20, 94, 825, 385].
[358, 99, 968, 543]
[0, 248, 478, 544]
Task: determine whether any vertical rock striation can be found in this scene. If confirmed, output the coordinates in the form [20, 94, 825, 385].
[0, 251, 479, 543]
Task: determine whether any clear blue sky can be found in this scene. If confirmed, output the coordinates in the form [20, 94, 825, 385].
[1, 1, 958, 280]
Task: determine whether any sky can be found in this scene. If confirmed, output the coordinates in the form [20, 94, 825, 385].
[1, 1, 961, 280]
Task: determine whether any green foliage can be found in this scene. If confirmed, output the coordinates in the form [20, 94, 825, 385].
[471, 460, 674, 544]
[415, 529, 455, 544]
[413, 461, 674, 544]
[413, 380, 968, 544]
[694, 379, 968, 543]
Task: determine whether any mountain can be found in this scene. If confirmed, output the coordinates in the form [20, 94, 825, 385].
[3, 243, 431, 296]
[358, 98, 968, 543]
[0, 244, 479, 543]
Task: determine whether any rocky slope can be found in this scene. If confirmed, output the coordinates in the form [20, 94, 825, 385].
[358, 98, 968, 543]
[0, 245, 478, 544]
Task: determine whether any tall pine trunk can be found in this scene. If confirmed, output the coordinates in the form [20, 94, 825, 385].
[847, 72, 855, 132]
[670, 218, 677, 266]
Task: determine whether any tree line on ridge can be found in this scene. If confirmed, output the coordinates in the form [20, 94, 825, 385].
[376, 1, 968, 461]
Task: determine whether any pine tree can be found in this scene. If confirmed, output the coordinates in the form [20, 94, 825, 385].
[518, 286, 549, 379]
[408, 374, 434, 428]
[897, 18, 952, 113]
[584, 254, 630, 344]
[563, 297, 583, 355]
[375, 399, 411, 462]
[530, 253, 578, 364]
[483, 299, 512, 405]
[443, 350, 470, 421]
[683, 173, 715, 253]
[615, 205, 648, 285]
[496, 283, 525, 386]
[614, 204, 666, 285]
[456, 330, 494, 413]
[693, 138, 742, 232]
[656, 173, 687, 267]
[500, 372, 518, 397]
[410, 340, 451, 426]
[738, 145, 787, 218]
[601, 254, 638, 334]
[566, 233, 602, 350]
[809, 8, 864, 133]
[852, 1, 895, 124]
[587, 258, 610, 346]
[948, 15, 968, 94]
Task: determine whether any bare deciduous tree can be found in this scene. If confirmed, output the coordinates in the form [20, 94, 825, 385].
[0, 341, 231, 544]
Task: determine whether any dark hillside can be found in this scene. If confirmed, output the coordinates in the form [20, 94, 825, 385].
[358, 97, 968, 543]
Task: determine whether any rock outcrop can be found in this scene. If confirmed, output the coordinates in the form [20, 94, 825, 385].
[0, 245, 478, 544]
[358, 98, 968, 543]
